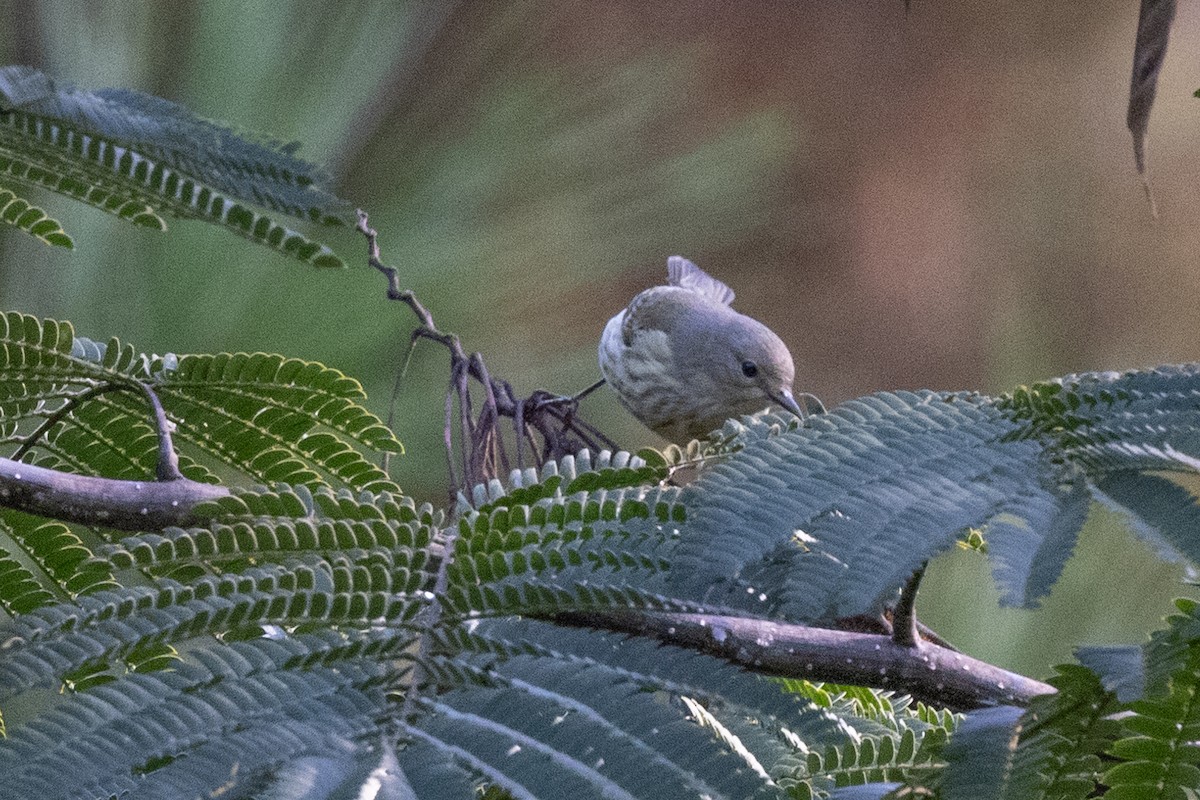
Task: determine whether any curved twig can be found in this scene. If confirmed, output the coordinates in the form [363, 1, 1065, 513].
[358, 209, 622, 494]
[14, 378, 184, 482]
[13, 382, 128, 460]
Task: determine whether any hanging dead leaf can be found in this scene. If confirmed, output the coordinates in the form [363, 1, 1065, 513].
[1127, 0, 1177, 217]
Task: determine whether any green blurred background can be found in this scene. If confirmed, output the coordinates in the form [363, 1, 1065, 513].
[1, 0, 1198, 681]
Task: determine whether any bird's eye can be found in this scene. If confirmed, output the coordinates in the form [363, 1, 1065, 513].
[741, 360, 759, 378]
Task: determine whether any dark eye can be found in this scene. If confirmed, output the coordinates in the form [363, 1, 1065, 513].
[741, 360, 759, 378]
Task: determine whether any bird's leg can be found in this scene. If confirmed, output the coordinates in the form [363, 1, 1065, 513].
[528, 389, 620, 456]
[533, 379, 607, 412]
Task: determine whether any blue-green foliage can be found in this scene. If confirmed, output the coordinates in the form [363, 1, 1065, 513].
[0, 316, 931, 799]
[665, 367, 1200, 623]
[9, 64, 1200, 798]
[5, 317, 1200, 800]
[0, 311, 400, 491]
[0, 65, 351, 266]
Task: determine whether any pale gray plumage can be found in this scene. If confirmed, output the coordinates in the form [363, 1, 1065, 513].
[599, 256, 805, 441]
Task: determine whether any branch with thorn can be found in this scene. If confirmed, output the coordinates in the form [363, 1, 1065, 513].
[0, 379, 226, 529]
[0, 214, 1055, 713]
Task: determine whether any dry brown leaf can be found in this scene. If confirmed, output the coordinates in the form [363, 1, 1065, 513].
[1127, 0, 1178, 216]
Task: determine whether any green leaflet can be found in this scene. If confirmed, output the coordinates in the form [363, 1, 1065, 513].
[1089, 599, 1200, 800]
[1106, 649, 1200, 798]
[0, 183, 73, 247]
[0, 65, 350, 266]
[0, 150, 167, 228]
[0, 519, 57, 613]
[795, 729, 943, 797]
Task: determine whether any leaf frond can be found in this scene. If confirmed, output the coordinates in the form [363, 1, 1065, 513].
[0, 65, 351, 266]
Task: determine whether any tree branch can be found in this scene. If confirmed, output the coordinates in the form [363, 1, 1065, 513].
[14, 379, 184, 481]
[556, 609, 1054, 710]
[0, 456, 227, 530]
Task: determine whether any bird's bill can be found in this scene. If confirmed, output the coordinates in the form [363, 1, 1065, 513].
[770, 388, 806, 420]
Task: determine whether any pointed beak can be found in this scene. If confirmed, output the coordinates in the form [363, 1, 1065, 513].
[769, 388, 806, 420]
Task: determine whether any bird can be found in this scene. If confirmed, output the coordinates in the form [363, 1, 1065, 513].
[599, 255, 807, 442]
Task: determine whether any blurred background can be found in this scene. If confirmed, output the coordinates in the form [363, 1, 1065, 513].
[1, 0, 1198, 680]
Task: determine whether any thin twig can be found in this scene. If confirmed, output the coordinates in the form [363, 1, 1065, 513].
[357, 208, 623, 493]
[514, 395, 528, 470]
[442, 369, 459, 497]
[454, 363, 472, 488]
[382, 335, 421, 473]
[13, 383, 125, 460]
[535, 378, 606, 409]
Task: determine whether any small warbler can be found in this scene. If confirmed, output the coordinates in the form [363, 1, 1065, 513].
[599, 256, 806, 441]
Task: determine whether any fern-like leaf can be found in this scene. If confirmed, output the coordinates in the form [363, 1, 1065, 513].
[668, 392, 1079, 620]
[1096, 597, 1200, 797]
[1, 318, 402, 493]
[0, 149, 167, 228]
[938, 705, 1025, 799]
[1106, 655, 1200, 795]
[405, 617, 855, 800]
[10, 344, 1200, 798]
[0, 638, 394, 800]
[0, 65, 351, 266]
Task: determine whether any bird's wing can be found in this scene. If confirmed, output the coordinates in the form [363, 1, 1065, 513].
[621, 284, 713, 347]
[667, 255, 735, 305]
